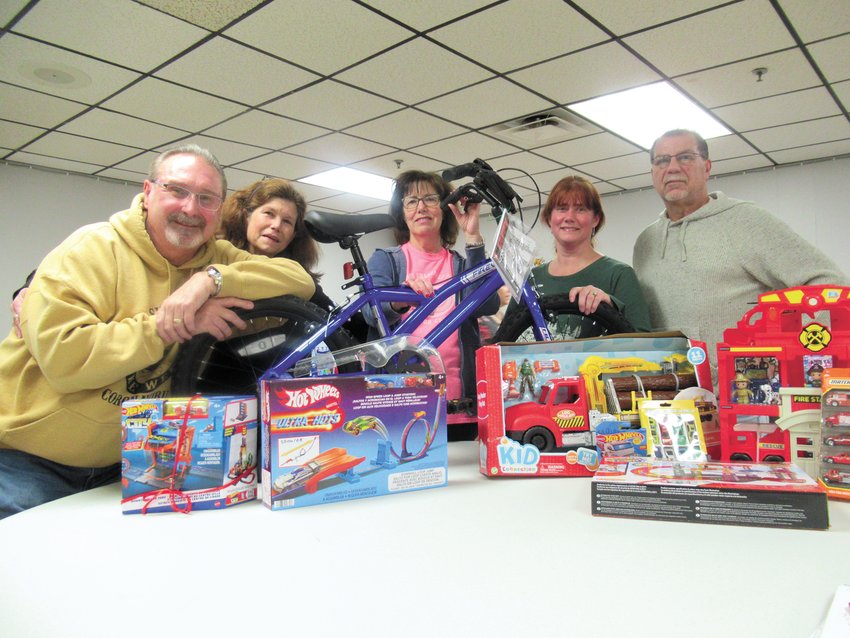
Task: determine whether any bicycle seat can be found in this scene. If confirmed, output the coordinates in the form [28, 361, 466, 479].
[305, 210, 395, 244]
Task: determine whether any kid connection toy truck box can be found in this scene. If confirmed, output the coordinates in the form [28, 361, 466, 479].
[591, 457, 829, 530]
[260, 373, 447, 510]
[121, 396, 259, 514]
[476, 332, 716, 478]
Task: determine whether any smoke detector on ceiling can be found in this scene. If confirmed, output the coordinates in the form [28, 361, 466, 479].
[484, 108, 599, 149]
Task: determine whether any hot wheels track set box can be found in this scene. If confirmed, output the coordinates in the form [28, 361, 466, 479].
[260, 373, 448, 510]
[592, 457, 829, 530]
[476, 333, 716, 478]
[121, 396, 259, 514]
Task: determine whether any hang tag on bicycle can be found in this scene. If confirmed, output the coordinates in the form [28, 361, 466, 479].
[491, 211, 535, 303]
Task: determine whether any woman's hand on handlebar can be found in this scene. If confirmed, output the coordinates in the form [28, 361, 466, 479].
[569, 285, 611, 315]
[448, 198, 482, 244]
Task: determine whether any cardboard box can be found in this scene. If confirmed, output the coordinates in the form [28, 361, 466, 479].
[260, 373, 447, 510]
[476, 333, 716, 478]
[121, 396, 258, 514]
[819, 368, 850, 500]
[592, 458, 829, 530]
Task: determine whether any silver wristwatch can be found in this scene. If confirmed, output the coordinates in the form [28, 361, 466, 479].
[206, 266, 223, 297]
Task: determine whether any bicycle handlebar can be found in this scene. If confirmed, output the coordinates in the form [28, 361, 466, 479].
[440, 158, 522, 215]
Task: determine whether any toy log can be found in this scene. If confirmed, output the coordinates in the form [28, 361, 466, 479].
[607, 373, 697, 411]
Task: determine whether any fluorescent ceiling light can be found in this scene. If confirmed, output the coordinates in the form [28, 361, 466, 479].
[569, 82, 730, 149]
[299, 167, 393, 201]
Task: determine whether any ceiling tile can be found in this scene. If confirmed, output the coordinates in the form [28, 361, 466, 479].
[714, 87, 841, 132]
[1, 0, 30, 24]
[265, 80, 402, 130]
[574, 152, 649, 180]
[222, 166, 265, 192]
[336, 38, 493, 105]
[0, 84, 88, 128]
[6, 150, 107, 173]
[359, 0, 494, 31]
[705, 134, 760, 160]
[417, 78, 553, 129]
[742, 116, 850, 151]
[489, 151, 565, 176]
[224, 0, 411, 75]
[431, 0, 608, 72]
[231, 152, 335, 182]
[807, 34, 850, 83]
[23, 131, 141, 165]
[204, 110, 329, 150]
[160, 135, 270, 166]
[137, 0, 265, 32]
[624, 0, 796, 77]
[0, 34, 141, 104]
[344, 109, 467, 149]
[113, 151, 159, 174]
[155, 38, 320, 106]
[532, 167, 597, 194]
[509, 42, 660, 105]
[97, 168, 147, 185]
[534, 132, 644, 167]
[604, 174, 653, 191]
[58, 109, 188, 149]
[350, 152, 447, 179]
[573, 0, 729, 35]
[675, 49, 822, 108]
[777, 0, 850, 42]
[766, 139, 850, 164]
[410, 132, 520, 167]
[100, 77, 244, 131]
[96, 168, 147, 185]
[12, 0, 208, 72]
[834, 79, 850, 111]
[709, 154, 775, 175]
[0, 121, 46, 148]
[284, 133, 397, 166]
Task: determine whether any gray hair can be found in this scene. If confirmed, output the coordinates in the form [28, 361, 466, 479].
[148, 144, 227, 195]
[650, 129, 709, 161]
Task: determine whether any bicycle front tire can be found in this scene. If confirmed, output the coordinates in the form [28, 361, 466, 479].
[490, 293, 634, 343]
[171, 296, 358, 396]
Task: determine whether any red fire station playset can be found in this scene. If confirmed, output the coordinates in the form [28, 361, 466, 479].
[716, 285, 850, 482]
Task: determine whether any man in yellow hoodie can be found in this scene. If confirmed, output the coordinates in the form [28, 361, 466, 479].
[0, 144, 315, 518]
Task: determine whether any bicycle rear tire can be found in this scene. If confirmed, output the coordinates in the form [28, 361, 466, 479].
[490, 293, 634, 343]
[171, 296, 358, 396]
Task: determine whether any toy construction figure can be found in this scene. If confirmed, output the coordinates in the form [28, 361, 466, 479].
[732, 372, 754, 404]
[518, 358, 536, 397]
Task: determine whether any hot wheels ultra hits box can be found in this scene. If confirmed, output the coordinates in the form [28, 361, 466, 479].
[592, 458, 829, 530]
[121, 396, 258, 514]
[477, 333, 716, 478]
[260, 373, 447, 510]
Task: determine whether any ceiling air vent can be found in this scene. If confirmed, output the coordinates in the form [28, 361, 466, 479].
[484, 108, 599, 149]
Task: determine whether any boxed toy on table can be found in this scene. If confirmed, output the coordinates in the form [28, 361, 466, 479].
[476, 332, 717, 478]
[592, 457, 829, 530]
[818, 368, 850, 500]
[260, 371, 447, 510]
[121, 395, 258, 514]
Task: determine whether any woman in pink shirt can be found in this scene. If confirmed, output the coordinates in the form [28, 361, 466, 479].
[363, 170, 499, 439]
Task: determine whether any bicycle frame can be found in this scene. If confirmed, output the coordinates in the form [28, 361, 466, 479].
[261, 257, 551, 380]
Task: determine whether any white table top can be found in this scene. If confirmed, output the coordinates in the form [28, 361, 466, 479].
[1, 441, 847, 638]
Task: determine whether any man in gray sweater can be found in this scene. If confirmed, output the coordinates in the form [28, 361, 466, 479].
[633, 129, 848, 388]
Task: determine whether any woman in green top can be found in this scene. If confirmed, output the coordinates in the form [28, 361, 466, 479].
[527, 175, 651, 335]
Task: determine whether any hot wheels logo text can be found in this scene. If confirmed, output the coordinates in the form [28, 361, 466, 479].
[284, 384, 340, 408]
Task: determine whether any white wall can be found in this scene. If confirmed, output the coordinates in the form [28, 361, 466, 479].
[2, 157, 848, 311]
